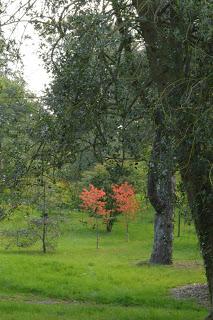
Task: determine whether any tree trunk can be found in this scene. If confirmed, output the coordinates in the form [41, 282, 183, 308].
[125, 215, 129, 242]
[96, 216, 99, 249]
[148, 125, 174, 265]
[150, 211, 173, 264]
[177, 210, 181, 237]
[205, 313, 213, 320]
[129, 0, 178, 266]
[106, 218, 114, 232]
[41, 159, 47, 254]
[42, 217, 47, 254]
[181, 160, 213, 317]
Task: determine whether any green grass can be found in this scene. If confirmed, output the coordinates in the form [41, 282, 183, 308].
[0, 209, 208, 319]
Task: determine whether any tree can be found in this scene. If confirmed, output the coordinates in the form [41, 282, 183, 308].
[80, 161, 145, 232]
[130, 1, 212, 316]
[80, 184, 109, 249]
[0, 75, 40, 219]
[112, 182, 139, 241]
[109, 0, 175, 264]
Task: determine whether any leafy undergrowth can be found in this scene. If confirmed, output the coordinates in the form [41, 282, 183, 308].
[0, 209, 209, 319]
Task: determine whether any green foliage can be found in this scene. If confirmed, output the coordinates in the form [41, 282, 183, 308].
[33, 6, 153, 169]
[0, 75, 38, 186]
[81, 161, 146, 191]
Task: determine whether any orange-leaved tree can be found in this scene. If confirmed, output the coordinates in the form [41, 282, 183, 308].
[112, 182, 139, 241]
[80, 184, 110, 248]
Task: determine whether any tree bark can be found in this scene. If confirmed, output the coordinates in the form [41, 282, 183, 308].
[148, 123, 174, 264]
[181, 158, 213, 316]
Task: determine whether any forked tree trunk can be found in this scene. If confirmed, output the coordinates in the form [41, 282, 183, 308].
[148, 124, 174, 265]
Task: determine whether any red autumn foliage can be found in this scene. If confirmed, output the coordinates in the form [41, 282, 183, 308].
[80, 184, 109, 216]
[112, 182, 139, 219]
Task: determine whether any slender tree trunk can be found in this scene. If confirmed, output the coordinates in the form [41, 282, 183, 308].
[96, 216, 99, 249]
[41, 158, 47, 254]
[42, 217, 47, 254]
[148, 125, 174, 265]
[125, 215, 129, 242]
[177, 210, 181, 238]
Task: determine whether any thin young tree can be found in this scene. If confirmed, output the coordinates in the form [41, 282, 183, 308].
[112, 182, 139, 241]
[80, 184, 109, 249]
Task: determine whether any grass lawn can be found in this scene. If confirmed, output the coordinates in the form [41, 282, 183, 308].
[0, 209, 209, 319]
